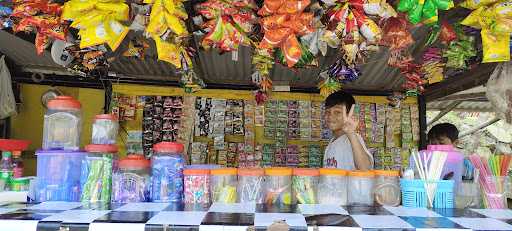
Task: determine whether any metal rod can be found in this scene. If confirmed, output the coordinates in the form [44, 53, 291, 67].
[419, 95, 428, 149]
[459, 117, 500, 138]
[427, 101, 462, 126]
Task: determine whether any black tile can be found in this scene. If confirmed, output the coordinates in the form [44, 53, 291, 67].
[305, 214, 359, 227]
[0, 202, 38, 209]
[145, 224, 200, 231]
[74, 202, 126, 210]
[256, 204, 298, 213]
[433, 208, 486, 218]
[343, 206, 393, 215]
[36, 221, 61, 231]
[0, 209, 57, 220]
[61, 223, 91, 231]
[201, 212, 254, 226]
[400, 216, 466, 229]
[362, 229, 416, 231]
[93, 211, 159, 223]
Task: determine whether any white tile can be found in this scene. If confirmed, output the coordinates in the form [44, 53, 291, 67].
[209, 203, 256, 213]
[28, 202, 82, 210]
[308, 227, 362, 231]
[89, 223, 145, 231]
[223, 226, 249, 231]
[471, 209, 512, 219]
[449, 218, 512, 230]
[416, 229, 470, 231]
[299, 204, 348, 215]
[384, 206, 441, 217]
[351, 215, 414, 229]
[42, 210, 110, 223]
[114, 203, 170, 211]
[0, 220, 38, 231]
[0, 208, 19, 214]
[254, 213, 307, 227]
[199, 225, 224, 231]
[147, 211, 207, 225]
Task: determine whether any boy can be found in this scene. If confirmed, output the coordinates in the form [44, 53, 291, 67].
[323, 91, 373, 170]
[428, 123, 459, 145]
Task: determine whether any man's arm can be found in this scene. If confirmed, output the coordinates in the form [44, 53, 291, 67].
[346, 133, 371, 170]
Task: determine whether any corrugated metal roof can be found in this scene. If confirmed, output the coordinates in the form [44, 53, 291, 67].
[427, 101, 493, 112]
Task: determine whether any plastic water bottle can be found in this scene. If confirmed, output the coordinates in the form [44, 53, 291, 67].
[12, 151, 24, 178]
[0, 152, 13, 190]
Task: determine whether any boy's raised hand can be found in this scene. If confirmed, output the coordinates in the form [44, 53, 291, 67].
[342, 105, 358, 135]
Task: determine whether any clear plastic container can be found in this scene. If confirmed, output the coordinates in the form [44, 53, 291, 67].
[92, 114, 119, 145]
[184, 168, 210, 204]
[43, 96, 82, 150]
[481, 176, 508, 209]
[36, 150, 86, 202]
[264, 168, 292, 205]
[292, 168, 319, 204]
[318, 168, 348, 205]
[12, 151, 24, 178]
[151, 142, 185, 202]
[238, 168, 265, 203]
[210, 168, 238, 203]
[80, 144, 118, 203]
[373, 170, 400, 206]
[0, 151, 12, 191]
[112, 155, 151, 203]
[348, 171, 375, 206]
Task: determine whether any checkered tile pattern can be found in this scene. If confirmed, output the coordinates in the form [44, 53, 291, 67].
[0, 202, 511, 231]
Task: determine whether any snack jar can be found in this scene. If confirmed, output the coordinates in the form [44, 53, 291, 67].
[348, 171, 375, 206]
[151, 142, 185, 202]
[80, 144, 118, 203]
[264, 168, 293, 205]
[292, 168, 319, 204]
[92, 114, 119, 145]
[36, 150, 85, 202]
[318, 168, 348, 205]
[112, 155, 151, 202]
[237, 168, 265, 203]
[210, 168, 238, 203]
[43, 96, 82, 150]
[184, 168, 210, 204]
[373, 170, 401, 206]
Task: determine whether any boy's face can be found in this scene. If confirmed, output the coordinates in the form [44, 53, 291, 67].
[324, 104, 347, 132]
[429, 136, 455, 145]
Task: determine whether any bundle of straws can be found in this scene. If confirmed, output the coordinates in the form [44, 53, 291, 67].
[469, 154, 512, 209]
[411, 150, 448, 207]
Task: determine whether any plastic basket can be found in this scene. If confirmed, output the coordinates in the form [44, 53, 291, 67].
[400, 179, 454, 208]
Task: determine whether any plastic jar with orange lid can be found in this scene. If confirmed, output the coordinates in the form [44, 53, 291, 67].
[373, 170, 400, 206]
[348, 170, 375, 206]
[264, 168, 292, 205]
[318, 168, 348, 205]
[43, 96, 82, 150]
[210, 168, 238, 203]
[112, 155, 151, 203]
[292, 168, 319, 204]
[184, 168, 210, 204]
[238, 168, 265, 203]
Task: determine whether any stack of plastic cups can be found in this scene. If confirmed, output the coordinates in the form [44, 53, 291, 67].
[112, 155, 151, 202]
[292, 168, 319, 204]
[238, 168, 265, 203]
[151, 142, 185, 202]
[264, 168, 292, 205]
[184, 168, 210, 204]
[317, 168, 348, 205]
[210, 168, 238, 203]
[373, 170, 400, 206]
[81, 144, 118, 203]
[348, 171, 375, 206]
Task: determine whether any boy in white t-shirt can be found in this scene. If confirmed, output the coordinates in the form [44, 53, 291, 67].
[323, 91, 373, 170]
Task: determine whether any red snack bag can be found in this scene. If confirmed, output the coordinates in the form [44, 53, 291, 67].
[439, 20, 457, 44]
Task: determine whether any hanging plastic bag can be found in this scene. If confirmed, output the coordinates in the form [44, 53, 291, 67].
[486, 62, 512, 123]
[0, 56, 17, 119]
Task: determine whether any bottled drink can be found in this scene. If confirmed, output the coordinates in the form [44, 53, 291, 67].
[0, 152, 13, 190]
[12, 151, 24, 178]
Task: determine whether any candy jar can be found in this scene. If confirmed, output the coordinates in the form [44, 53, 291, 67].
[210, 168, 238, 203]
[42, 96, 82, 150]
[151, 142, 185, 202]
[238, 168, 265, 203]
[80, 144, 118, 203]
[292, 168, 319, 204]
[373, 170, 400, 206]
[184, 168, 210, 204]
[92, 114, 119, 145]
[112, 155, 151, 203]
[348, 171, 375, 206]
[264, 168, 292, 205]
[317, 168, 348, 205]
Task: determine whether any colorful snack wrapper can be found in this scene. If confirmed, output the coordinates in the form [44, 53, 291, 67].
[397, 0, 454, 25]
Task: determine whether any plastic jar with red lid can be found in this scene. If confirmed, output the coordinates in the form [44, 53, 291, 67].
[92, 114, 119, 145]
[43, 96, 82, 150]
[112, 155, 151, 202]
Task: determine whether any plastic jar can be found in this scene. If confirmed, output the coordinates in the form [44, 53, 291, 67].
[210, 168, 238, 203]
[92, 114, 119, 145]
[264, 168, 292, 205]
[292, 168, 319, 204]
[151, 142, 185, 202]
[36, 150, 85, 202]
[80, 144, 118, 203]
[184, 168, 210, 204]
[112, 155, 151, 203]
[373, 170, 400, 206]
[318, 168, 348, 205]
[238, 168, 265, 203]
[43, 96, 82, 150]
[348, 171, 375, 206]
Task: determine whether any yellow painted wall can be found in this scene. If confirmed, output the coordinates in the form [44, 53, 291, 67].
[9, 84, 105, 176]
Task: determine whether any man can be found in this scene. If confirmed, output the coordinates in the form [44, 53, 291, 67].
[323, 91, 373, 170]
